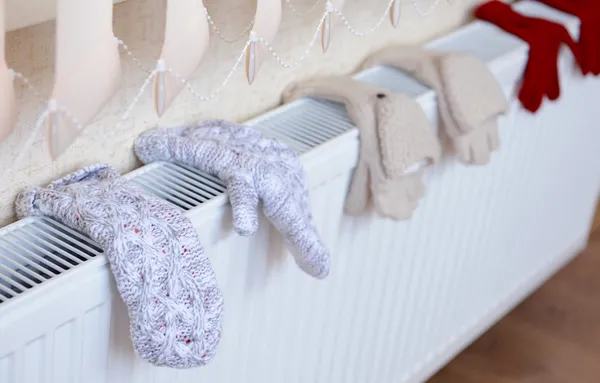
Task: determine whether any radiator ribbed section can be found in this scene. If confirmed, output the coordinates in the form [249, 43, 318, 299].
[130, 162, 226, 211]
[0, 300, 112, 383]
[0, 218, 102, 303]
[250, 98, 355, 154]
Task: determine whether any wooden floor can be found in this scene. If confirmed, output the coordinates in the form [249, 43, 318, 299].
[428, 230, 600, 383]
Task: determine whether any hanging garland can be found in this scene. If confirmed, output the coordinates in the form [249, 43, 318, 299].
[0, 0, 450, 188]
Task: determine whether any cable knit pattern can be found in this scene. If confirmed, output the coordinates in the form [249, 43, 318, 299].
[361, 46, 509, 165]
[134, 121, 330, 279]
[14, 164, 223, 369]
[282, 76, 441, 220]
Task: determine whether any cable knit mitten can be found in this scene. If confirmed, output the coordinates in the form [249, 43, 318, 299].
[135, 121, 330, 279]
[361, 47, 508, 164]
[15, 164, 223, 369]
[282, 76, 441, 220]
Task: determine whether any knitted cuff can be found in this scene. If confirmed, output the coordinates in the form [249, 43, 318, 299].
[134, 126, 187, 165]
[14, 187, 42, 219]
[15, 164, 120, 219]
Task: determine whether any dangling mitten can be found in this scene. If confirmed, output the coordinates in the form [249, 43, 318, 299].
[361, 47, 508, 164]
[134, 121, 330, 279]
[475, 0, 586, 113]
[15, 164, 223, 369]
[282, 76, 441, 220]
[534, 0, 600, 75]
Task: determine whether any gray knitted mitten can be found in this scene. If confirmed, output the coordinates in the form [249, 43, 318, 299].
[361, 46, 509, 165]
[282, 76, 441, 220]
[134, 120, 330, 279]
[15, 164, 223, 369]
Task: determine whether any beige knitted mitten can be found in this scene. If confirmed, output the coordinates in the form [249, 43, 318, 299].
[282, 76, 441, 220]
[361, 46, 509, 165]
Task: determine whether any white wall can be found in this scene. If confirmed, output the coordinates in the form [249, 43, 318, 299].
[0, 0, 483, 225]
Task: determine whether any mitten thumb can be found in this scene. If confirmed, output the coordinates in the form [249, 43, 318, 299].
[226, 174, 260, 236]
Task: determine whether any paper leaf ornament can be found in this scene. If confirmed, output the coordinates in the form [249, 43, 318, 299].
[49, 0, 121, 159]
[154, 0, 210, 117]
[321, 0, 344, 52]
[246, 0, 282, 84]
[390, 0, 401, 28]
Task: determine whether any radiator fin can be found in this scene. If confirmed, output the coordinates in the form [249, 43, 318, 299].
[250, 98, 355, 153]
[0, 219, 102, 303]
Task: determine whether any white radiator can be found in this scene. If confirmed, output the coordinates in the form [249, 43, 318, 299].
[1, 2, 600, 382]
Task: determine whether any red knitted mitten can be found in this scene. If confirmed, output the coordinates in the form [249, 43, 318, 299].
[534, 0, 600, 75]
[475, 1, 585, 113]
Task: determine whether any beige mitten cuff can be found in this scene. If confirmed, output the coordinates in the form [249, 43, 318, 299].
[282, 76, 440, 220]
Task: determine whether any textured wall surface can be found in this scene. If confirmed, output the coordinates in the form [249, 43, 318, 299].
[0, 0, 481, 225]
